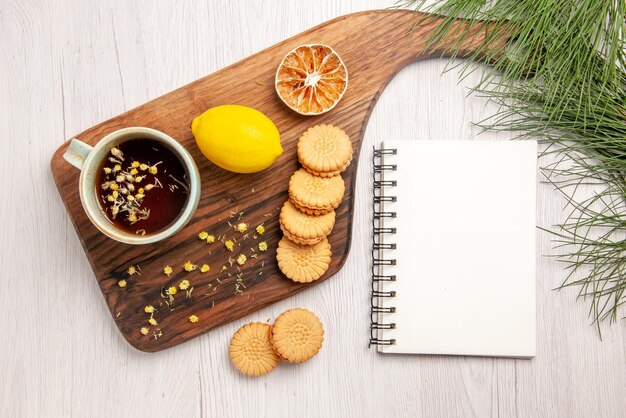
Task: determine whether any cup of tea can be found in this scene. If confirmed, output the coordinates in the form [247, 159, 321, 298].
[63, 127, 201, 245]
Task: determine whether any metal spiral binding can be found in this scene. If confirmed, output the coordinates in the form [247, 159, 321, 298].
[370, 146, 398, 347]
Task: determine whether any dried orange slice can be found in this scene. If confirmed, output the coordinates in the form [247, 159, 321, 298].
[275, 44, 348, 115]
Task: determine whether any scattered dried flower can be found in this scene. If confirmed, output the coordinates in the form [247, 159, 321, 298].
[183, 261, 197, 272]
[256, 225, 265, 235]
[179, 279, 190, 290]
[225, 240, 234, 251]
[140, 327, 149, 335]
[144, 305, 155, 314]
[236, 254, 247, 266]
[168, 286, 178, 295]
[198, 231, 209, 241]
[234, 222, 248, 233]
[148, 317, 158, 326]
[189, 315, 199, 323]
[258, 242, 268, 252]
[117, 279, 127, 288]
[200, 264, 210, 273]
[163, 265, 173, 276]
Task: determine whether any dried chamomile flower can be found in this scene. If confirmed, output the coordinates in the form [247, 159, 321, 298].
[198, 231, 209, 241]
[145, 184, 155, 191]
[258, 242, 268, 252]
[148, 317, 158, 326]
[163, 265, 173, 276]
[179, 279, 190, 290]
[149, 165, 158, 175]
[139, 163, 149, 171]
[183, 261, 197, 272]
[168, 286, 178, 295]
[256, 225, 265, 235]
[234, 222, 248, 233]
[135, 176, 144, 183]
[117, 279, 127, 288]
[110, 147, 124, 160]
[130, 168, 139, 176]
[131, 161, 140, 168]
[225, 240, 235, 251]
[113, 164, 122, 172]
[236, 254, 247, 266]
[140, 327, 149, 335]
[200, 264, 210, 273]
[144, 305, 155, 314]
[102, 181, 116, 190]
[189, 315, 199, 323]
[206, 234, 215, 244]
[104, 167, 112, 174]
[110, 183, 119, 191]
[127, 265, 140, 276]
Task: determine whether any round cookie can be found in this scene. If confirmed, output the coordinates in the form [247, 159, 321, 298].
[279, 200, 335, 245]
[297, 124, 353, 177]
[276, 236, 332, 283]
[302, 166, 342, 178]
[229, 322, 280, 376]
[271, 308, 324, 363]
[288, 168, 345, 215]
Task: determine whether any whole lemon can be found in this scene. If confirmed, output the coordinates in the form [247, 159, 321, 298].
[191, 105, 283, 173]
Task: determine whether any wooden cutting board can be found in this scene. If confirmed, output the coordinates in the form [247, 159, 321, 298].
[50, 9, 510, 352]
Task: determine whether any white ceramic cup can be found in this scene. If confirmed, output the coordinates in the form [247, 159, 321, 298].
[63, 127, 201, 245]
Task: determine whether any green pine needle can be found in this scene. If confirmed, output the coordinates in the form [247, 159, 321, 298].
[398, 0, 626, 333]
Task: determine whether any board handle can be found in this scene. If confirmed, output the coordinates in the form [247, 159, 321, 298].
[357, 10, 515, 81]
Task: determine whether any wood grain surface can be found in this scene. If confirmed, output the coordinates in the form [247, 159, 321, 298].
[2, 0, 625, 417]
[49, 9, 509, 352]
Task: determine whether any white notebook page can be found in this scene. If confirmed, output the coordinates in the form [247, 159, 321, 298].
[377, 140, 537, 357]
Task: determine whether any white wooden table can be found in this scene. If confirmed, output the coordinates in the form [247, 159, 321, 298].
[2, 1, 625, 417]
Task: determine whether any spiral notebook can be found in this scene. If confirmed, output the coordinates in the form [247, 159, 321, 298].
[371, 140, 537, 358]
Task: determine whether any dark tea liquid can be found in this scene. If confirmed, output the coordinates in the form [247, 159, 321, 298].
[96, 138, 190, 235]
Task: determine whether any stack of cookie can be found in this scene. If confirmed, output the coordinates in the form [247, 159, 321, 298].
[277, 124, 353, 283]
